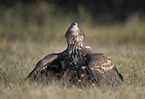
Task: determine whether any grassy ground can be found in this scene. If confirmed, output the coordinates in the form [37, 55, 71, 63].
[0, 5, 145, 99]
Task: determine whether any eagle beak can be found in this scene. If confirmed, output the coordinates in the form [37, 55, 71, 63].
[72, 21, 78, 26]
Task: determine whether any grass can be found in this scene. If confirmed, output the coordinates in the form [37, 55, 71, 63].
[0, 4, 145, 99]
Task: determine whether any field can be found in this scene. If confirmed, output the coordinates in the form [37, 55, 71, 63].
[0, 5, 145, 99]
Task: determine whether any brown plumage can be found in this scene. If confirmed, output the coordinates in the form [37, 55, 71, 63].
[26, 21, 124, 86]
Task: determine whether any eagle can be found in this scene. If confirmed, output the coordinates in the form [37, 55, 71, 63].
[26, 21, 124, 87]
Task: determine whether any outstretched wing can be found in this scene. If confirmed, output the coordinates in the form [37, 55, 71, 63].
[26, 53, 64, 80]
[85, 48, 124, 86]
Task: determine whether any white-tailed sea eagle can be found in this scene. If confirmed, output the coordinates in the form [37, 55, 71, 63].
[26, 21, 124, 87]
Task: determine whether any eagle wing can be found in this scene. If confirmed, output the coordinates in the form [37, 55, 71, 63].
[85, 48, 124, 86]
[26, 52, 64, 80]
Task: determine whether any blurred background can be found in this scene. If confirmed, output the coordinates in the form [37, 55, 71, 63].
[0, 0, 145, 45]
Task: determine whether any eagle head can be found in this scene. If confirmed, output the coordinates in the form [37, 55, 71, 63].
[65, 21, 85, 45]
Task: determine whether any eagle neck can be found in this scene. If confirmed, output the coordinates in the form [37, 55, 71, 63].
[66, 38, 86, 69]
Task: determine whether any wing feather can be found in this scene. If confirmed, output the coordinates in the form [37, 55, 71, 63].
[85, 48, 124, 86]
[26, 53, 62, 80]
